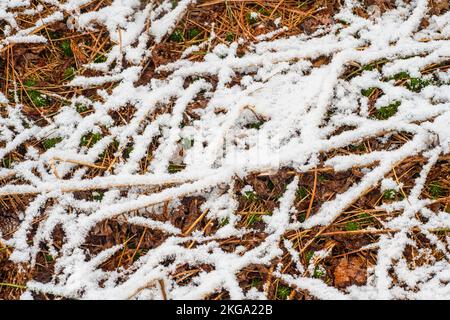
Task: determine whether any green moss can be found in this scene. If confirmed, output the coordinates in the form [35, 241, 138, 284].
[258, 7, 270, 16]
[296, 186, 308, 199]
[354, 60, 387, 75]
[361, 87, 376, 97]
[337, 19, 349, 25]
[219, 217, 230, 227]
[47, 31, 60, 40]
[132, 251, 141, 261]
[313, 266, 325, 278]
[168, 163, 185, 173]
[60, 40, 73, 57]
[349, 143, 367, 152]
[362, 63, 375, 71]
[429, 181, 444, 198]
[298, 213, 306, 223]
[243, 191, 259, 202]
[345, 221, 359, 231]
[111, 140, 120, 150]
[170, 29, 184, 43]
[225, 32, 234, 42]
[406, 77, 431, 92]
[389, 72, 431, 92]
[383, 189, 397, 200]
[2, 157, 12, 169]
[358, 213, 373, 224]
[99, 139, 120, 159]
[23, 80, 48, 106]
[80, 132, 102, 147]
[27, 90, 49, 107]
[63, 66, 76, 80]
[247, 121, 264, 130]
[246, 12, 259, 25]
[75, 104, 89, 113]
[276, 286, 291, 299]
[251, 278, 262, 288]
[24, 79, 36, 87]
[92, 191, 104, 201]
[390, 71, 410, 80]
[42, 137, 62, 150]
[94, 54, 107, 63]
[171, 0, 179, 8]
[305, 251, 314, 263]
[376, 101, 400, 120]
[187, 28, 200, 40]
[247, 214, 262, 226]
[123, 146, 133, 159]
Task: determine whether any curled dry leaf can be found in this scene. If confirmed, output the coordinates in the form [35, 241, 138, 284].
[334, 256, 367, 288]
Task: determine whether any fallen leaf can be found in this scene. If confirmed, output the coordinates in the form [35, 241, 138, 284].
[334, 256, 367, 288]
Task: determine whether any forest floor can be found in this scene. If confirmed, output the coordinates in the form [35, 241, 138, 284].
[0, 0, 449, 300]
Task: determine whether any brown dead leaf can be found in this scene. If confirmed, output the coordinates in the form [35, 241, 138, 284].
[334, 256, 367, 288]
[250, 177, 270, 197]
[430, 0, 449, 15]
[364, 0, 396, 12]
[312, 55, 331, 68]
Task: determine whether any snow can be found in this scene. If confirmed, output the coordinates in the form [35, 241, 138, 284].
[380, 178, 402, 192]
[0, 0, 449, 300]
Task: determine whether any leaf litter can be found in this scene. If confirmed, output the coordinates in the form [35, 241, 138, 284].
[0, 0, 449, 300]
